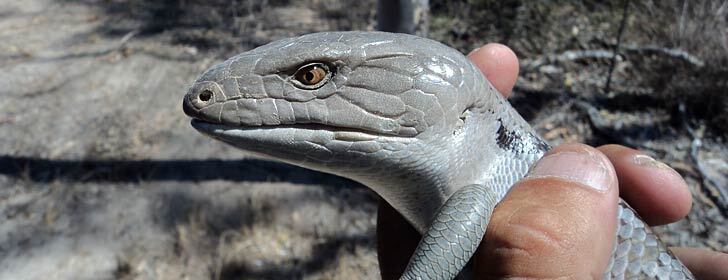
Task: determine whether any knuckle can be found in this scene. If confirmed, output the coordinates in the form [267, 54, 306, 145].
[478, 203, 599, 278]
[495, 205, 577, 258]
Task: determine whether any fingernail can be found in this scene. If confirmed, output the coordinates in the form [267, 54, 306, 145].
[633, 154, 671, 170]
[526, 150, 614, 191]
[633, 154, 682, 177]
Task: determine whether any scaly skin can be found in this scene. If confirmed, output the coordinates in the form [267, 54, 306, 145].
[182, 31, 693, 279]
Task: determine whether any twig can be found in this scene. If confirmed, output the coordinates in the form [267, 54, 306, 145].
[512, 84, 566, 97]
[572, 100, 641, 148]
[521, 50, 616, 68]
[605, 0, 630, 94]
[620, 44, 705, 67]
[679, 102, 728, 216]
[521, 46, 704, 70]
[118, 29, 139, 49]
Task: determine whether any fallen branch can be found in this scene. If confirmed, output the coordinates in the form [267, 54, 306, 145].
[521, 45, 704, 69]
[621, 44, 705, 68]
[521, 50, 616, 69]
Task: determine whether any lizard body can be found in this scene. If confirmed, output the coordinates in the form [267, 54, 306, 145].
[183, 31, 693, 279]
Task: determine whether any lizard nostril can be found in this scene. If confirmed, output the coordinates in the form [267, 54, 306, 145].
[199, 90, 213, 102]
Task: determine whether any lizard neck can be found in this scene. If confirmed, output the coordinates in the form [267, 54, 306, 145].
[352, 93, 548, 233]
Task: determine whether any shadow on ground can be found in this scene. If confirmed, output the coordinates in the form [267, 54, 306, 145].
[0, 155, 359, 188]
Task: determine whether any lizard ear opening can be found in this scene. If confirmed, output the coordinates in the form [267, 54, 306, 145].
[453, 108, 473, 136]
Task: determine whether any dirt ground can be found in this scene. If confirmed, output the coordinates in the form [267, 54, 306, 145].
[0, 0, 726, 279]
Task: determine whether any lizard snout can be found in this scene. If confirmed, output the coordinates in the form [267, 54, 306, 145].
[182, 89, 206, 119]
[182, 80, 227, 123]
[183, 89, 212, 112]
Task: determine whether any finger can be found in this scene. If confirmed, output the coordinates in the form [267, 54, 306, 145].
[467, 43, 519, 98]
[476, 143, 619, 278]
[671, 247, 728, 280]
[376, 200, 420, 280]
[598, 144, 692, 225]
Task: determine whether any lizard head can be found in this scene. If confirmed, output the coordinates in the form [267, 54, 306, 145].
[183, 32, 513, 223]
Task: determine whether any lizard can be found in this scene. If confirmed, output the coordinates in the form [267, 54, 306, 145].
[182, 31, 694, 280]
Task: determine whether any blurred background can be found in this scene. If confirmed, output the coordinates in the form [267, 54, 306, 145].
[0, 0, 726, 279]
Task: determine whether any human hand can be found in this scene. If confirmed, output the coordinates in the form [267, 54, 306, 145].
[377, 43, 728, 279]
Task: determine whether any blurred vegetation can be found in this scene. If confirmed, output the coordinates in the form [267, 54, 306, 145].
[428, 0, 727, 139]
[69, 0, 726, 138]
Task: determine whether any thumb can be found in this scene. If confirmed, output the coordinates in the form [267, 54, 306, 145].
[475, 143, 619, 278]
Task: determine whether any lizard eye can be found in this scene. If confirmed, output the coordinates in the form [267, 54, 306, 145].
[292, 63, 330, 89]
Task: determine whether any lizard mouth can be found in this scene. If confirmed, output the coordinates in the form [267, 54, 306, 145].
[183, 98, 417, 142]
[183, 92, 419, 140]
[190, 119, 403, 142]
